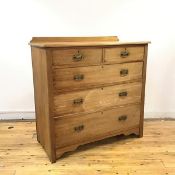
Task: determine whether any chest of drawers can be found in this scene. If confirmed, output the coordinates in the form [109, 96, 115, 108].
[30, 36, 150, 163]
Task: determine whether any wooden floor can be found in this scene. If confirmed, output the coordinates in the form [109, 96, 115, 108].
[0, 120, 175, 175]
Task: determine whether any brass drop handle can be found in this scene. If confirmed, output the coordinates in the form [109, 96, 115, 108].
[74, 125, 84, 132]
[73, 98, 84, 105]
[118, 115, 127, 121]
[73, 74, 84, 81]
[73, 51, 83, 61]
[120, 69, 128, 76]
[119, 91, 128, 97]
[120, 50, 129, 58]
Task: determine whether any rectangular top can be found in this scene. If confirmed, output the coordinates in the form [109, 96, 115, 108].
[29, 36, 150, 47]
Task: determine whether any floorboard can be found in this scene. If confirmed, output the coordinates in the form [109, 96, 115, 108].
[0, 120, 175, 175]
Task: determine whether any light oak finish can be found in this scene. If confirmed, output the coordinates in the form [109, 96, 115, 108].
[30, 36, 149, 162]
[30, 36, 119, 43]
[55, 104, 140, 149]
[29, 36, 150, 47]
[53, 62, 143, 93]
[31, 47, 55, 162]
[56, 126, 140, 159]
[0, 120, 175, 175]
[104, 46, 144, 64]
[139, 45, 148, 137]
[52, 48, 102, 67]
[54, 82, 142, 116]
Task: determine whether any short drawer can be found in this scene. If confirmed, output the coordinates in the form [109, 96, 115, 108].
[54, 82, 142, 116]
[53, 62, 143, 92]
[52, 48, 102, 67]
[104, 46, 144, 63]
[55, 104, 140, 148]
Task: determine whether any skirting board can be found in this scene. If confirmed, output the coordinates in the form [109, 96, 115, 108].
[0, 111, 175, 120]
[0, 112, 35, 120]
[145, 112, 175, 119]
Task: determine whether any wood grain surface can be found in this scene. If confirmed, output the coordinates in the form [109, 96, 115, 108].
[30, 37, 149, 163]
[53, 62, 143, 93]
[31, 47, 56, 162]
[0, 120, 174, 175]
[53, 82, 142, 116]
[104, 46, 144, 64]
[29, 36, 150, 47]
[55, 104, 140, 149]
[52, 48, 102, 67]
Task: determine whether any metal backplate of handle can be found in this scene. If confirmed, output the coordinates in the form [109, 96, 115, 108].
[73, 98, 84, 105]
[74, 125, 84, 132]
[119, 91, 128, 97]
[120, 50, 129, 58]
[74, 74, 84, 81]
[118, 115, 127, 121]
[120, 69, 128, 76]
[73, 51, 83, 61]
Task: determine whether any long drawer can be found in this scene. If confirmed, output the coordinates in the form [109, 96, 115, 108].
[55, 104, 141, 148]
[54, 82, 142, 116]
[52, 48, 102, 67]
[53, 62, 143, 92]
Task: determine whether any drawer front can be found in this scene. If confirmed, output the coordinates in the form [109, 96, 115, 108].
[53, 62, 143, 92]
[104, 46, 144, 63]
[54, 82, 142, 116]
[55, 104, 140, 148]
[52, 48, 102, 67]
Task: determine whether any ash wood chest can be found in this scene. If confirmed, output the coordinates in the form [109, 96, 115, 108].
[29, 36, 150, 163]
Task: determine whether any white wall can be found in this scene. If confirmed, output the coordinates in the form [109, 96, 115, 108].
[0, 0, 175, 119]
